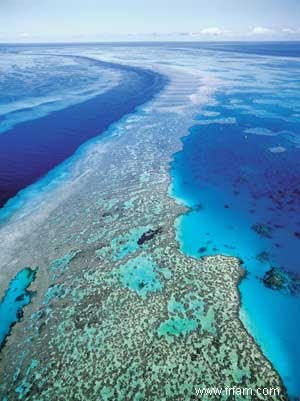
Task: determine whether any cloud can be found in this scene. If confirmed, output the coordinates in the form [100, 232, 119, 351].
[200, 27, 224, 36]
[19, 32, 32, 38]
[251, 26, 274, 35]
[178, 32, 193, 36]
[282, 28, 299, 34]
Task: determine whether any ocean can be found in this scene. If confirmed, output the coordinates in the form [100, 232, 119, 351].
[0, 47, 166, 210]
[170, 42, 300, 397]
[0, 42, 299, 399]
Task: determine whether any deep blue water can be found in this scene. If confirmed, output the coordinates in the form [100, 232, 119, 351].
[171, 44, 300, 398]
[0, 42, 299, 398]
[0, 52, 166, 208]
[0, 267, 37, 350]
[190, 41, 300, 58]
[75, 40, 300, 58]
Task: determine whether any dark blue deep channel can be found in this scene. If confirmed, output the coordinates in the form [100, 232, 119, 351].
[0, 56, 166, 208]
[0, 54, 166, 351]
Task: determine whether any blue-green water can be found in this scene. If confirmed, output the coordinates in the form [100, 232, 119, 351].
[171, 45, 300, 398]
[0, 48, 166, 211]
[0, 41, 299, 398]
[0, 268, 37, 349]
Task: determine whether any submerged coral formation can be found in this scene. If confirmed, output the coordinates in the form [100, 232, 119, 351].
[0, 46, 289, 401]
[263, 267, 300, 296]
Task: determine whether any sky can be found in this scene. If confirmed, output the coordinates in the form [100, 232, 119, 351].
[0, 0, 300, 42]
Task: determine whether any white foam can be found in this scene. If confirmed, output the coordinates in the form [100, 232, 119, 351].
[201, 111, 220, 117]
[269, 146, 286, 153]
[244, 127, 277, 136]
[196, 117, 236, 125]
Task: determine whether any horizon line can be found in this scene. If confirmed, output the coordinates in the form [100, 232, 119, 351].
[1, 39, 300, 45]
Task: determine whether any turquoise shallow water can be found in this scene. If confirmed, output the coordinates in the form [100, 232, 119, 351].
[171, 51, 300, 397]
[0, 41, 299, 398]
[0, 268, 37, 349]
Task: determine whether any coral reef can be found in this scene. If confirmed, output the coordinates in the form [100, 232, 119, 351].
[0, 50, 288, 401]
[263, 267, 300, 296]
